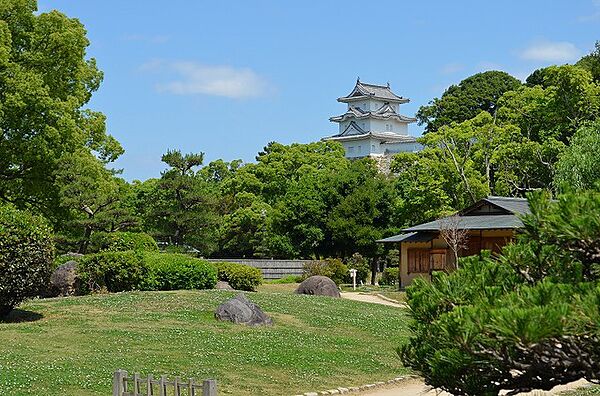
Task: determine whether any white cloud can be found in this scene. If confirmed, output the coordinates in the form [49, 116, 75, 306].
[440, 63, 464, 75]
[141, 60, 272, 99]
[578, 0, 600, 22]
[520, 41, 581, 62]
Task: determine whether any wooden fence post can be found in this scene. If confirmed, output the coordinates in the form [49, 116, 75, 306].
[112, 370, 126, 396]
[202, 379, 217, 396]
[146, 374, 153, 396]
[159, 375, 167, 396]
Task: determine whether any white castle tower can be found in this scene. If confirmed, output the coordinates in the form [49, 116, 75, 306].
[323, 79, 421, 158]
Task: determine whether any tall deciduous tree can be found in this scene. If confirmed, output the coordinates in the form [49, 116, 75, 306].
[0, 0, 122, 218]
[554, 120, 600, 191]
[416, 71, 521, 133]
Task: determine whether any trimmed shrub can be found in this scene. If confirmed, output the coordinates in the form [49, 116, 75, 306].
[380, 267, 399, 286]
[143, 252, 217, 291]
[89, 231, 158, 253]
[214, 262, 263, 291]
[268, 275, 303, 284]
[78, 251, 148, 294]
[302, 259, 349, 285]
[0, 205, 55, 317]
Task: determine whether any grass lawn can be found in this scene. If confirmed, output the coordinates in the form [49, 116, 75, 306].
[560, 387, 600, 395]
[0, 290, 410, 395]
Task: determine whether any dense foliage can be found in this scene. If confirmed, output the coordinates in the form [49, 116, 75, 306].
[0, 204, 54, 316]
[78, 251, 217, 293]
[302, 259, 349, 285]
[0, 0, 122, 222]
[380, 267, 399, 286]
[78, 251, 148, 294]
[401, 191, 600, 395]
[213, 261, 263, 291]
[143, 252, 217, 291]
[89, 231, 158, 253]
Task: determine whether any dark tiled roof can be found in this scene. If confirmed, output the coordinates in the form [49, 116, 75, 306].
[404, 214, 523, 232]
[484, 196, 530, 215]
[377, 232, 436, 243]
[338, 81, 409, 103]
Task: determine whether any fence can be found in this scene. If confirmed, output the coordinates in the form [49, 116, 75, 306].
[112, 370, 217, 396]
[207, 259, 320, 280]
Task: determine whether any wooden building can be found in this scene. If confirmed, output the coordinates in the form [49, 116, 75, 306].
[377, 196, 530, 288]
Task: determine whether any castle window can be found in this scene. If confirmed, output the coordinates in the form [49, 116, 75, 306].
[371, 144, 376, 151]
[348, 146, 354, 153]
[358, 145, 362, 153]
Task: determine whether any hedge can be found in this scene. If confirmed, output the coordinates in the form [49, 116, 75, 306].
[142, 252, 217, 291]
[78, 251, 148, 293]
[0, 205, 55, 317]
[89, 231, 158, 253]
[214, 262, 263, 291]
[78, 251, 217, 294]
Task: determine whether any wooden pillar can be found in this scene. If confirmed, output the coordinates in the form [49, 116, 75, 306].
[203, 379, 217, 396]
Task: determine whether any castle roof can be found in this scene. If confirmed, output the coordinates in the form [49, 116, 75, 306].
[330, 103, 417, 123]
[338, 80, 409, 103]
[323, 122, 419, 143]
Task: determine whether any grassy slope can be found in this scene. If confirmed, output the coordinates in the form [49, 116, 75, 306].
[0, 290, 410, 395]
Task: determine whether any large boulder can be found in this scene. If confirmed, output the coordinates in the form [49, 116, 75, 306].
[49, 261, 80, 297]
[215, 293, 272, 326]
[295, 275, 340, 298]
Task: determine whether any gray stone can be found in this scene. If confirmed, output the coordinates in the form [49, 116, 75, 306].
[49, 261, 79, 297]
[215, 293, 272, 326]
[215, 281, 234, 291]
[295, 276, 340, 298]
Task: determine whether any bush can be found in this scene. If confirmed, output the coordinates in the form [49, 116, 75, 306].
[0, 205, 55, 317]
[268, 275, 303, 284]
[89, 232, 158, 253]
[346, 253, 370, 284]
[143, 252, 217, 291]
[214, 262, 263, 291]
[78, 251, 148, 294]
[380, 267, 399, 286]
[401, 191, 600, 395]
[302, 259, 349, 285]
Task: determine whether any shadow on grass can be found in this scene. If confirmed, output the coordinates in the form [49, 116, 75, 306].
[0, 309, 43, 323]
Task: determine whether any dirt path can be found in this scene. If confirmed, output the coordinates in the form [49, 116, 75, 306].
[340, 292, 404, 308]
[357, 378, 590, 396]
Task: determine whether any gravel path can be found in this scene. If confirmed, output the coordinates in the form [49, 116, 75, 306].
[356, 378, 590, 396]
[339, 292, 404, 307]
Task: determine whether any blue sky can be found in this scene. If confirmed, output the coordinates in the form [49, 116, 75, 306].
[37, 0, 600, 181]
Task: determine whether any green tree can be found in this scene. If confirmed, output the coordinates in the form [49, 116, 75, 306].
[152, 150, 220, 255]
[576, 40, 600, 83]
[54, 150, 135, 253]
[554, 120, 600, 191]
[416, 71, 521, 133]
[0, 0, 122, 218]
[401, 191, 600, 395]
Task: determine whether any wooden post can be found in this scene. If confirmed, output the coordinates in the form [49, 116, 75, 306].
[112, 370, 125, 396]
[202, 379, 217, 396]
[146, 374, 153, 396]
[188, 378, 195, 396]
[159, 375, 167, 396]
[174, 376, 181, 396]
[133, 373, 141, 396]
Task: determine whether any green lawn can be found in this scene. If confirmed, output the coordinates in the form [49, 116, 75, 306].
[560, 387, 600, 395]
[0, 290, 410, 395]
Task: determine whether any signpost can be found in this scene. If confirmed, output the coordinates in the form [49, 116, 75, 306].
[349, 268, 357, 291]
